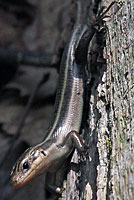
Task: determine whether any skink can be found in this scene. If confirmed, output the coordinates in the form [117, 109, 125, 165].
[10, 0, 114, 192]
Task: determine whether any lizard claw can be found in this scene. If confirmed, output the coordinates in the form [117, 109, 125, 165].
[56, 186, 65, 194]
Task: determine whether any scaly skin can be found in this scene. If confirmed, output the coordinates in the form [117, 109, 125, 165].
[10, 0, 116, 192]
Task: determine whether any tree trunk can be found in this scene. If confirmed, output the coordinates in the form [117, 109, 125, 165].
[61, 0, 134, 199]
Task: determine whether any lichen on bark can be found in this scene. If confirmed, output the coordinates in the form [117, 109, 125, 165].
[97, 0, 134, 199]
[64, 1, 134, 200]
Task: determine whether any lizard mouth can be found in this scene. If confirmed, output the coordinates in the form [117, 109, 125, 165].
[10, 165, 37, 189]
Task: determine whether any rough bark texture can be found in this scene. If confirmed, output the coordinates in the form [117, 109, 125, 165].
[0, 0, 133, 200]
[62, 0, 134, 199]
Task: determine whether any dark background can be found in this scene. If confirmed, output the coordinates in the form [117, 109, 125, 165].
[0, 0, 73, 199]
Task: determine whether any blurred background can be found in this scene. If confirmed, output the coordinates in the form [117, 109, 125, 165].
[0, 0, 74, 199]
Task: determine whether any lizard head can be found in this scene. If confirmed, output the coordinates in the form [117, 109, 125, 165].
[10, 146, 48, 188]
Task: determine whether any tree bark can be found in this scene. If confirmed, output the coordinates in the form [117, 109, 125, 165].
[61, 0, 134, 199]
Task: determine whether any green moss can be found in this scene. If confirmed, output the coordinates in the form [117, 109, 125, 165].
[120, 131, 126, 144]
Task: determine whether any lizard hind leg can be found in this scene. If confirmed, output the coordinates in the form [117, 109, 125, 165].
[95, 1, 123, 24]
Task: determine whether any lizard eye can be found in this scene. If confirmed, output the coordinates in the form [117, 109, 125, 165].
[22, 161, 30, 170]
[41, 151, 47, 157]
